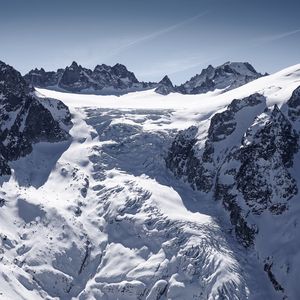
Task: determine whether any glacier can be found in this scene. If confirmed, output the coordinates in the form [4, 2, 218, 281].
[1, 63, 300, 299]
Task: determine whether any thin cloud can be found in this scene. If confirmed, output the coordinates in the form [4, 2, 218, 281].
[106, 11, 208, 59]
[256, 28, 300, 43]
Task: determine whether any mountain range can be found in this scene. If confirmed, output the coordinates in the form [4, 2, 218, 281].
[24, 61, 264, 96]
[1, 58, 300, 300]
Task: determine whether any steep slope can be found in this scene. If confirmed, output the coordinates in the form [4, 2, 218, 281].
[176, 62, 264, 94]
[0, 60, 71, 176]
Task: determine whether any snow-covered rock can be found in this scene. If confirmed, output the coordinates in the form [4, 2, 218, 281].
[176, 62, 264, 94]
[25, 61, 264, 96]
[155, 75, 175, 95]
[166, 81, 300, 297]
[24, 62, 156, 95]
[0, 60, 71, 175]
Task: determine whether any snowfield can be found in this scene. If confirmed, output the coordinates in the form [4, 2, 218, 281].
[1, 64, 300, 299]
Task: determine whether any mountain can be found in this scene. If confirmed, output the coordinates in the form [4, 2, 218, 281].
[0, 60, 71, 176]
[176, 61, 265, 94]
[155, 75, 175, 95]
[24, 62, 156, 95]
[1, 60, 300, 300]
[24, 61, 264, 96]
[166, 76, 300, 298]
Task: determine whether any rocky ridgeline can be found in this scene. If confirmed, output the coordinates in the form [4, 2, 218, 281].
[0, 60, 72, 175]
[176, 62, 265, 94]
[24, 61, 264, 95]
[24, 61, 156, 95]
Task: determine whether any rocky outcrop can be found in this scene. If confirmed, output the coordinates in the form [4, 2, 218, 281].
[0, 60, 71, 175]
[166, 93, 266, 195]
[155, 75, 175, 95]
[176, 62, 264, 95]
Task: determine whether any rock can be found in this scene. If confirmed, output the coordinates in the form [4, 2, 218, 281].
[0, 60, 71, 175]
[177, 62, 264, 95]
[166, 91, 300, 247]
[24, 62, 156, 95]
[25, 61, 265, 96]
[287, 85, 300, 121]
[155, 75, 175, 95]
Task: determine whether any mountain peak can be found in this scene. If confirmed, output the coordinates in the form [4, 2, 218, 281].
[70, 61, 79, 68]
[155, 75, 175, 95]
[220, 61, 260, 76]
[159, 75, 173, 86]
[24, 61, 152, 94]
[178, 61, 264, 95]
[0, 60, 30, 98]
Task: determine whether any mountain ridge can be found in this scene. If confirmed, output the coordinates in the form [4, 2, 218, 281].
[24, 61, 264, 96]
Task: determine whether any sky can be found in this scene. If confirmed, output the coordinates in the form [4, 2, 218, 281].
[0, 0, 300, 84]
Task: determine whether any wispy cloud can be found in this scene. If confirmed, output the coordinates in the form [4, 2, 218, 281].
[105, 11, 208, 59]
[256, 28, 300, 44]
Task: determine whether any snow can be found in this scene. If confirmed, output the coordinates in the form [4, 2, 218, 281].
[36, 63, 300, 126]
[1, 64, 300, 299]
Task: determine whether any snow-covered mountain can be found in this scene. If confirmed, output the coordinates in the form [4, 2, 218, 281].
[1, 59, 300, 300]
[176, 62, 265, 95]
[24, 61, 164, 95]
[24, 62, 157, 95]
[24, 61, 263, 96]
[155, 75, 175, 95]
[0, 60, 71, 176]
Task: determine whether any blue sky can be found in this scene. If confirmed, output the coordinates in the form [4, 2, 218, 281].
[1, 0, 299, 83]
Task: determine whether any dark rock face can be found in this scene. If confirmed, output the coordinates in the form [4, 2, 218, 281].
[208, 93, 264, 142]
[0, 60, 71, 175]
[155, 75, 175, 95]
[264, 259, 284, 292]
[177, 62, 264, 95]
[287, 85, 300, 121]
[234, 106, 298, 213]
[23, 68, 63, 88]
[24, 62, 156, 94]
[167, 93, 266, 195]
[166, 91, 300, 247]
[165, 126, 214, 192]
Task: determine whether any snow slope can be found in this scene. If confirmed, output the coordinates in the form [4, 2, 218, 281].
[1, 64, 300, 299]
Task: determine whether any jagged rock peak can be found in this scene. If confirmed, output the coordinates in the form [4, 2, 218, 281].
[70, 61, 79, 68]
[155, 75, 175, 95]
[220, 61, 261, 75]
[24, 61, 149, 94]
[0, 60, 31, 98]
[159, 75, 173, 86]
[177, 61, 264, 95]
